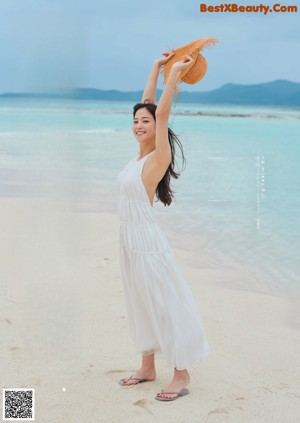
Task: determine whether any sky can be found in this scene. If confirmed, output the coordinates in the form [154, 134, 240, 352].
[1, 0, 300, 93]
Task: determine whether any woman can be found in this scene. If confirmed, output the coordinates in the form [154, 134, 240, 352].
[117, 51, 210, 401]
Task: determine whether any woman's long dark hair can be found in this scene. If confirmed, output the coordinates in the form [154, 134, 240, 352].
[133, 100, 186, 207]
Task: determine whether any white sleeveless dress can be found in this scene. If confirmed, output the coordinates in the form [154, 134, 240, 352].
[117, 150, 210, 370]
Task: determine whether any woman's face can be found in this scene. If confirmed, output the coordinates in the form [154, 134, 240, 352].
[132, 107, 156, 144]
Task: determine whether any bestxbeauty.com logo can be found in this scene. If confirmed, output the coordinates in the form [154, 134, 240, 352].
[199, 3, 297, 14]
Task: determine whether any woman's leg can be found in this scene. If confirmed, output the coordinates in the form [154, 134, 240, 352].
[156, 368, 190, 399]
[121, 351, 156, 385]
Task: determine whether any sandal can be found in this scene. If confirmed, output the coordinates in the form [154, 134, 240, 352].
[155, 388, 190, 401]
[119, 375, 153, 386]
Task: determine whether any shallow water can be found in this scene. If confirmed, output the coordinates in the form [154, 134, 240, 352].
[0, 98, 299, 296]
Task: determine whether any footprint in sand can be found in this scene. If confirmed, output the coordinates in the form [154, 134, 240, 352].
[104, 257, 112, 263]
[206, 407, 230, 422]
[0, 317, 12, 325]
[133, 399, 153, 415]
[106, 370, 129, 374]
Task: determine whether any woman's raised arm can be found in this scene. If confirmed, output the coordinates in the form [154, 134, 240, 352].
[154, 55, 194, 162]
[141, 51, 175, 104]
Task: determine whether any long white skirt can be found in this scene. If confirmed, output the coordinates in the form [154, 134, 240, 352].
[119, 240, 210, 370]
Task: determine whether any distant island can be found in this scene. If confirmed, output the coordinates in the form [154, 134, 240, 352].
[1, 79, 300, 107]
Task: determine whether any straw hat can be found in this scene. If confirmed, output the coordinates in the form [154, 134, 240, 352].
[162, 38, 218, 93]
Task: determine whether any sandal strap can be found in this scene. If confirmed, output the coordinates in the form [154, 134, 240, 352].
[129, 376, 145, 381]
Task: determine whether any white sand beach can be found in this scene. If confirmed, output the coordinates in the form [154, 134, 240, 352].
[1, 197, 300, 422]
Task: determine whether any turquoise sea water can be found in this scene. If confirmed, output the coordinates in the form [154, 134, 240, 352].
[1, 98, 299, 296]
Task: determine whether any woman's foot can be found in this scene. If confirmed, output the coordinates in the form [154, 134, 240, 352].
[156, 369, 190, 399]
[121, 352, 156, 385]
[121, 368, 156, 386]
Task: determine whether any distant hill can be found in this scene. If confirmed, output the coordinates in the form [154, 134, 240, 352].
[178, 80, 300, 106]
[1, 80, 300, 107]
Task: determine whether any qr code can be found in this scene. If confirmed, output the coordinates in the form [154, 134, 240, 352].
[3, 389, 35, 420]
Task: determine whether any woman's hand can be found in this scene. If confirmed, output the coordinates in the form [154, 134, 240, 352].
[172, 55, 194, 72]
[154, 50, 175, 67]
